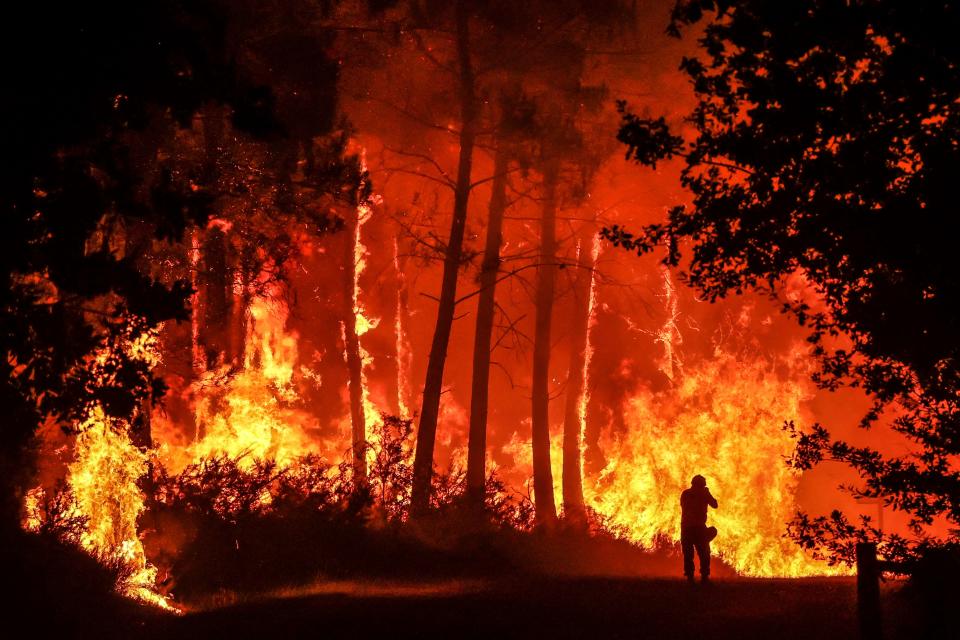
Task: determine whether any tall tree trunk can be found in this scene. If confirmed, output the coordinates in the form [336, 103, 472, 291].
[561, 229, 596, 525]
[342, 210, 367, 481]
[189, 228, 204, 441]
[200, 103, 227, 367]
[123, 221, 154, 451]
[393, 237, 413, 417]
[229, 258, 251, 370]
[410, 1, 478, 514]
[531, 161, 560, 527]
[201, 226, 230, 368]
[466, 145, 509, 506]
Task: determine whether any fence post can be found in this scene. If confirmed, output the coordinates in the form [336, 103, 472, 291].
[856, 542, 882, 640]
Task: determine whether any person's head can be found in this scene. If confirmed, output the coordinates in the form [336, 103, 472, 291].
[691, 474, 707, 488]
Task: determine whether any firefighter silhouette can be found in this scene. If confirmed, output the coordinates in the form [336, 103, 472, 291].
[680, 474, 718, 582]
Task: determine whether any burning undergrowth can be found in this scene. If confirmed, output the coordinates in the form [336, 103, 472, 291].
[20, 180, 849, 611]
[22, 260, 848, 610]
[29, 415, 562, 606]
[585, 347, 842, 577]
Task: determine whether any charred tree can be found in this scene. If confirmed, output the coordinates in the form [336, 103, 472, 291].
[561, 229, 595, 525]
[531, 160, 560, 528]
[410, 0, 478, 514]
[196, 106, 231, 371]
[466, 145, 510, 506]
[230, 252, 252, 370]
[200, 226, 231, 368]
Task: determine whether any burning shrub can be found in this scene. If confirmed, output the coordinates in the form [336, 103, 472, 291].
[137, 413, 602, 601]
[16, 484, 149, 633]
[23, 481, 87, 546]
[363, 414, 415, 523]
[479, 474, 537, 533]
[23, 480, 152, 598]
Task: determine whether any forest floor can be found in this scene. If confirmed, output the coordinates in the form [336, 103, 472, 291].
[133, 575, 922, 640]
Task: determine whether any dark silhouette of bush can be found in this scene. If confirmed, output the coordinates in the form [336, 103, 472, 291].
[4, 527, 149, 638]
[135, 414, 620, 601]
[23, 412, 668, 607]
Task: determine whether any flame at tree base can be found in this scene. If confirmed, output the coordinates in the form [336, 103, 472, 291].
[156, 292, 322, 473]
[24, 276, 849, 609]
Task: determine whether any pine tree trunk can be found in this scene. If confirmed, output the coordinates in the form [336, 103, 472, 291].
[229, 258, 251, 370]
[189, 228, 205, 442]
[531, 161, 560, 528]
[201, 226, 230, 368]
[394, 237, 413, 417]
[466, 146, 509, 506]
[197, 105, 231, 369]
[561, 230, 595, 525]
[342, 210, 367, 481]
[411, 0, 478, 514]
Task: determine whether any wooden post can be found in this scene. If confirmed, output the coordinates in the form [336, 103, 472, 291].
[856, 542, 882, 640]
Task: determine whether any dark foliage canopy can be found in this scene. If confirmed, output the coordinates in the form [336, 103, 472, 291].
[604, 0, 960, 562]
[0, 0, 348, 529]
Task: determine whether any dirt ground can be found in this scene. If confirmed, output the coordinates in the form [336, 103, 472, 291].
[134, 576, 921, 640]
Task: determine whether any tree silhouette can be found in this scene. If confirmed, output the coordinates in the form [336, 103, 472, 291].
[604, 0, 960, 563]
[0, 0, 360, 535]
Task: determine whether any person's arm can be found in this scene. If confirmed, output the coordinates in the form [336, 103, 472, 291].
[705, 488, 718, 509]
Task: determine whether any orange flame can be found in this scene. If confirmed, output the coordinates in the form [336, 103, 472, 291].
[354, 199, 384, 458]
[576, 235, 602, 489]
[394, 236, 413, 418]
[582, 270, 848, 577]
[68, 405, 175, 608]
[26, 329, 176, 609]
[155, 287, 321, 472]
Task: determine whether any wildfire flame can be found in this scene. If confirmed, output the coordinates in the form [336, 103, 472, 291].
[68, 407, 175, 608]
[584, 349, 847, 576]
[576, 235, 602, 491]
[25, 330, 176, 609]
[353, 197, 384, 461]
[582, 270, 848, 577]
[25, 172, 850, 612]
[157, 290, 320, 472]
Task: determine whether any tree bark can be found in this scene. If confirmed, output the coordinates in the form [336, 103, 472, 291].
[229, 257, 251, 370]
[531, 161, 560, 527]
[393, 237, 413, 417]
[342, 210, 367, 481]
[201, 226, 230, 368]
[561, 229, 595, 525]
[466, 145, 509, 506]
[410, 0, 478, 514]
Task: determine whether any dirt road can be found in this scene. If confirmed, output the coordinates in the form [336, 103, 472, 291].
[138, 576, 917, 639]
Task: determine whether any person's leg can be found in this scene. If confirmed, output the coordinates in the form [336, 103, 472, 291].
[696, 534, 711, 580]
[681, 531, 695, 580]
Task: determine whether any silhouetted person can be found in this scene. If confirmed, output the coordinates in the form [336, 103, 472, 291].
[680, 474, 718, 583]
